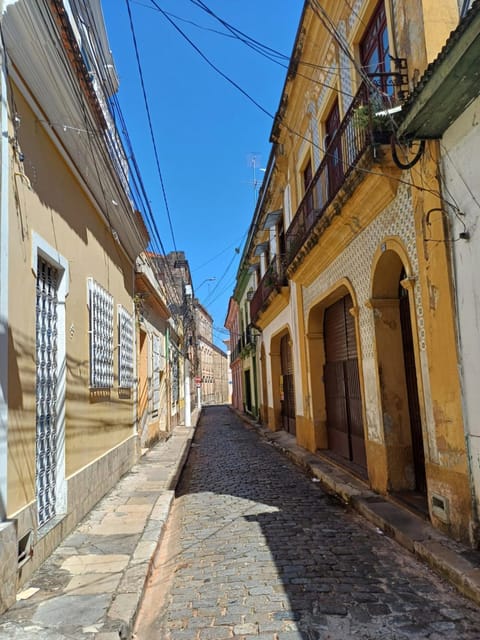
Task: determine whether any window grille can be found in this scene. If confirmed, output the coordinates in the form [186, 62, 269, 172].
[36, 257, 58, 527]
[118, 305, 134, 388]
[171, 350, 179, 404]
[87, 278, 114, 388]
[152, 333, 161, 410]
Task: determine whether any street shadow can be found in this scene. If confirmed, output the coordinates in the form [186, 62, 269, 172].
[172, 405, 472, 639]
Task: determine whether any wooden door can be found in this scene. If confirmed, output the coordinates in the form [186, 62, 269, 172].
[326, 101, 343, 198]
[399, 284, 427, 493]
[323, 295, 366, 468]
[280, 335, 296, 436]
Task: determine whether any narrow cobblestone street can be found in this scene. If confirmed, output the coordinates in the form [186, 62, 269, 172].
[134, 406, 480, 640]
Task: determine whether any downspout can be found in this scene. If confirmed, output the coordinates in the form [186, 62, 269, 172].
[0, 12, 9, 521]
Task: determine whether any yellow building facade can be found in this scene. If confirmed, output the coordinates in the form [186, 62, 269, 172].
[0, 1, 150, 610]
[248, 0, 473, 543]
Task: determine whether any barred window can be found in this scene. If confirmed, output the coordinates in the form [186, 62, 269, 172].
[118, 305, 134, 388]
[152, 333, 161, 412]
[87, 278, 114, 388]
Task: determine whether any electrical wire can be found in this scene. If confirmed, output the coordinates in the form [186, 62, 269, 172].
[75, 0, 183, 306]
[192, 232, 246, 272]
[188, 0, 290, 60]
[202, 248, 241, 306]
[38, 0, 183, 310]
[148, 0, 275, 120]
[144, 0, 361, 100]
[126, 0, 178, 253]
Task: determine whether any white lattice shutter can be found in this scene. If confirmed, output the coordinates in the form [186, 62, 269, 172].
[152, 334, 161, 410]
[87, 278, 114, 388]
[118, 306, 134, 388]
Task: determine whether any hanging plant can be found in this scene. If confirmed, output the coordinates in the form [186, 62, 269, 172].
[353, 101, 394, 144]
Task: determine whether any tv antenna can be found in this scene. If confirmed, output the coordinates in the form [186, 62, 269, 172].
[247, 152, 265, 205]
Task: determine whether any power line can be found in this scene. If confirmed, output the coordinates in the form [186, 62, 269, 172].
[47, 0, 183, 308]
[192, 232, 246, 272]
[148, 0, 275, 120]
[143, 0, 360, 99]
[202, 248, 241, 306]
[126, 0, 178, 253]
[188, 0, 289, 60]
[123, 0, 455, 273]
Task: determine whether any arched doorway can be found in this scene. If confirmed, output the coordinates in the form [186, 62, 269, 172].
[399, 269, 427, 494]
[371, 248, 427, 499]
[280, 334, 296, 435]
[323, 294, 366, 468]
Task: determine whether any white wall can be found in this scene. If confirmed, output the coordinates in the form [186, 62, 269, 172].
[442, 93, 480, 517]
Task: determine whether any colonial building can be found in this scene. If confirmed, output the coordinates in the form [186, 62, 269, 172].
[397, 0, 480, 539]
[135, 253, 182, 446]
[241, 0, 475, 543]
[225, 298, 243, 412]
[0, 0, 155, 611]
[230, 239, 261, 419]
[156, 251, 196, 422]
[195, 300, 228, 406]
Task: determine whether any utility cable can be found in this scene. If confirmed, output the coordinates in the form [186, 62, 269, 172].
[126, 0, 178, 252]
[42, 0, 183, 308]
[148, 0, 275, 120]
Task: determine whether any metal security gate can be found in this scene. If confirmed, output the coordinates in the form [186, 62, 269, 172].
[35, 257, 59, 527]
[152, 334, 161, 417]
[323, 295, 366, 468]
[280, 335, 296, 436]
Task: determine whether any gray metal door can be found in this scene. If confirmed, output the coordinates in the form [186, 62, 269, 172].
[35, 257, 58, 527]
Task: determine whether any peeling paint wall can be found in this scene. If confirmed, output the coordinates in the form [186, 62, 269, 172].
[443, 94, 480, 523]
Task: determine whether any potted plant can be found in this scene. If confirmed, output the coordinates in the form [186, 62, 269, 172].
[354, 101, 393, 145]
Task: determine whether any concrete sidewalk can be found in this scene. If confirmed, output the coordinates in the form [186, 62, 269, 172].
[0, 417, 198, 640]
[235, 410, 480, 608]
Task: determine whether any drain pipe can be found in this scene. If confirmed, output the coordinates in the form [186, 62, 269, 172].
[0, 11, 10, 521]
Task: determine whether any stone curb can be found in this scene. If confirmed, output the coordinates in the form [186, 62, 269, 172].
[233, 409, 480, 607]
[101, 417, 199, 640]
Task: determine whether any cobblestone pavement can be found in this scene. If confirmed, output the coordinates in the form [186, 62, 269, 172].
[134, 406, 480, 640]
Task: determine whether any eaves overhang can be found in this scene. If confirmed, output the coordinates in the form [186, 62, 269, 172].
[135, 271, 170, 320]
[397, 0, 480, 139]
[3, 1, 146, 264]
[254, 242, 269, 257]
[262, 209, 283, 230]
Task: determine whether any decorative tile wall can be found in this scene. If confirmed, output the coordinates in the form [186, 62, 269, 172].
[301, 183, 433, 446]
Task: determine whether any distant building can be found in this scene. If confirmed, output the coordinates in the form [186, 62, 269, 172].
[195, 301, 228, 405]
[225, 298, 243, 413]
[135, 253, 183, 445]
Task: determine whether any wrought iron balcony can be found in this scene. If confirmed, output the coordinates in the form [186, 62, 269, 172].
[231, 337, 242, 363]
[285, 77, 403, 267]
[250, 256, 287, 322]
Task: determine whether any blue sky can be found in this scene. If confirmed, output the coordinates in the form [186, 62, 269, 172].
[102, 0, 303, 347]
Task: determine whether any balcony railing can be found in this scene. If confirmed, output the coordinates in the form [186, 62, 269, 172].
[231, 337, 242, 362]
[285, 78, 401, 266]
[250, 256, 286, 322]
